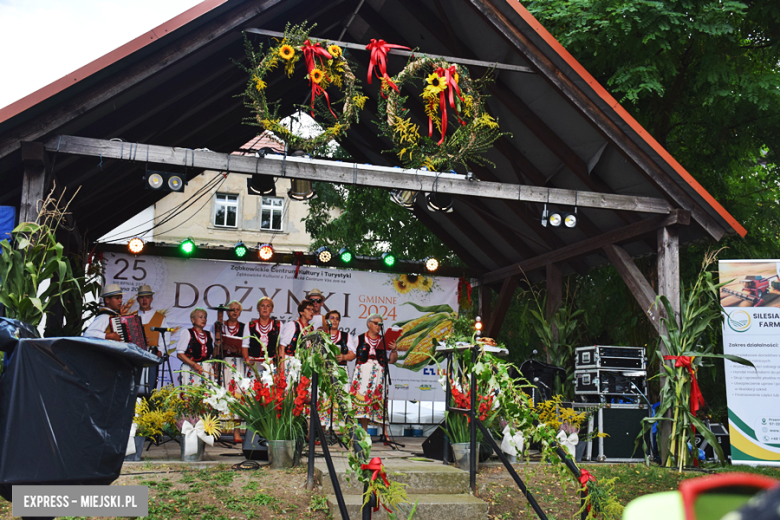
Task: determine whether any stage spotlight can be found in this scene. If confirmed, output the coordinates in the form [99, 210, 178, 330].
[426, 192, 453, 213]
[424, 256, 439, 272]
[288, 179, 315, 200]
[247, 175, 276, 196]
[234, 241, 248, 259]
[128, 237, 145, 254]
[390, 189, 418, 208]
[564, 212, 578, 228]
[144, 170, 186, 192]
[548, 212, 562, 227]
[381, 252, 397, 268]
[339, 247, 353, 264]
[179, 238, 195, 256]
[258, 243, 274, 261]
[316, 246, 332, 263]
[475, 316, 483, 336]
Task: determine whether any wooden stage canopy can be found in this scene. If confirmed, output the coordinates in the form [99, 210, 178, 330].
[0, 0, 745, 339]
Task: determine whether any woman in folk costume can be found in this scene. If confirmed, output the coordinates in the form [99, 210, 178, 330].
[319, 310, 356, 429]
[279, 299, 316, 359]
[176, 307, 215, 386]
[350, 313, 397, 429]
[245, 296, 282, 369]
[211, 300, 249, 444]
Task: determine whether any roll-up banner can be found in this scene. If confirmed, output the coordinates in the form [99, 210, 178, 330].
[103, 252, 458, 401]
[720, 259, 780, 466]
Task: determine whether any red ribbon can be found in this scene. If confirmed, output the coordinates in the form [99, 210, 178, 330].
[294, 251, 304, 279]
[365, 39, 411, 98]
[579, 469, 596, 512]
[301, 40, 337, 119]
[458, 277, 472, 306]
[430, 66, 466, 144]
[360, 457, 392, 512]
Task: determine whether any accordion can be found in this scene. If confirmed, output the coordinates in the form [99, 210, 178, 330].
[111, 315, 148, 350]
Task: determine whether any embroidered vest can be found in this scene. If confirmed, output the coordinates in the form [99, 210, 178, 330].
[248, 319, 280, 359]
[285, 321, 313, 356]
[355, 333, 388, 367]
[333, 331, 351, 366]
[183, 329, 214, 363]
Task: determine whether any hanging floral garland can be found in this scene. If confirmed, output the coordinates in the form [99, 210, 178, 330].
[376, 56, 509, 172]
[241, 23, 368, 155]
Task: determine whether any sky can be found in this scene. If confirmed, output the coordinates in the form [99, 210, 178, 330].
[0, 0, 204, 110]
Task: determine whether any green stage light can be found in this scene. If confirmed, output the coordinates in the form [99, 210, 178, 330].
[180, 238, 195, 256]
[339, 247, 353, 264]
[234, 241, 248, 258]
[381, 252, 396, 268]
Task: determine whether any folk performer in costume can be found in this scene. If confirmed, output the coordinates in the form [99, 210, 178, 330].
[176, 307, 215, 386]
[319, 309, 356, 428]
[245, 296, 281, 366]
[212, 300, 249, 444]
[350, 313, 397, 430]
[279, 299, 316, 359]
[84, 283, 132, 341]
[136, 285, 168, 356]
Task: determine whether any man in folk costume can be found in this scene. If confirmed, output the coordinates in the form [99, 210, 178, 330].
[84, 283, 131, 340]
[176, 307, 215, 386]
[350, 313, 398, 430]
[136, 285, 168, 357]
[245, 296, 281, 367]
[279, 299, 316, 359]
[212, 300, 249, 443]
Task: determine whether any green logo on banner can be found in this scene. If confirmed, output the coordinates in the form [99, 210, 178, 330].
[727, 310, 752, 333]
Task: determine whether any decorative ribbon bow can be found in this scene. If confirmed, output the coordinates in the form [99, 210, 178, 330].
[301, 39, 337, 119]
[125, 423, 138, 457]
[360, 457, 392, 512]
[556, 429, 579, 458]
[579, 468, 597, 512]
[365, 39, 411, 98]
[181, 419, 215, 456]
[458, 277, 472, 307]
[663, 355, 705, 416]
[430, 66, 466, 145]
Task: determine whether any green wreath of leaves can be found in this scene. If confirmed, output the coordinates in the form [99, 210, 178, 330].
[377, 56, 510, 172]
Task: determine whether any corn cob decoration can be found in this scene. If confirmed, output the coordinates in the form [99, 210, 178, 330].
[392, 302, 455, 371]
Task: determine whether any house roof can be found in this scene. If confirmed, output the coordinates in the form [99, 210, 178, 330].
[0, 0, 744, 280]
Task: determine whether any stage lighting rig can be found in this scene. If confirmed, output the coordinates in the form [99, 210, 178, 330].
[316, 246, 332, 264]
[179, 238, 196, 256]
[338, 247, 353, 264]
[144, 170, 186, 192]
[234, 241, 248, 258]
[424, 256, 439, 272]
[381, 252, 397, 268]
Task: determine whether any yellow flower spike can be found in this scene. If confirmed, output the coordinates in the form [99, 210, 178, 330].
[279, 44, 295, 60]
[200, 413, 223, 438]
[254, 77, 267, 91]
[310, 68, 325, 84]
[353, 95, 368, 110]
[328, 44, 342, 58]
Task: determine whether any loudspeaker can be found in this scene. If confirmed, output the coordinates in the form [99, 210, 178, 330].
[598, 406, 651, 459]
[422, 425, 453, 462]
[242, 430, 268, 461]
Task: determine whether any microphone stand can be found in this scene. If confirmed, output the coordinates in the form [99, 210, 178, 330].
[378, 322, 404, 449]
[157, 330, 175, 389]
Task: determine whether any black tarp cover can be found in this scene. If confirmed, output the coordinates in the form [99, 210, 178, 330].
[0, 319, 160, 500]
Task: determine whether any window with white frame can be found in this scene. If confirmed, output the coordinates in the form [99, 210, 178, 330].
[261, 196, 284, 231]
[214, 194, 238, 227]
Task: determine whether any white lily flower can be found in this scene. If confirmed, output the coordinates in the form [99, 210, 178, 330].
[260, 370, 274, 387]
[237, 374, 253, 392]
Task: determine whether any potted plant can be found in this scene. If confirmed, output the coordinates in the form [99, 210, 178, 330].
[193, 357, 310, 468]
[534, 395, 604, 462]
[126, 397, 168, 461]
[179, 414, 222, 462]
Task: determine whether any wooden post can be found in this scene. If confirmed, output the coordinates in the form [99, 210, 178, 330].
[546, 262, 562, 350]
[479, 284, 492, 325]
[20, 142, 49, 224]
[657, 226, 681, 339]
[485, 276, 519, 338]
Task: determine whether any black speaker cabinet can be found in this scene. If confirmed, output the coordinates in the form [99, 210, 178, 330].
[588, 404, 651, 461]
[422, 425, 453, 462]
[242, 430, 268, 461]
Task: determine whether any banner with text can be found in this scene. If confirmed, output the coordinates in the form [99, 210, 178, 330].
[104, 252, 456, 401]
[719, 259, 780, 466]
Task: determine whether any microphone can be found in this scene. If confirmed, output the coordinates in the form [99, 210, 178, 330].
[150, 327, 175, 332]
[326, 319, 332, 328]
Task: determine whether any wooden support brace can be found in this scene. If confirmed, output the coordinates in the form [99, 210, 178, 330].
[479, 284, 493, 325]
[486, 276, 519, 338]
[603, 244, 662, 334]
[546, 262, 562, 347]
[20, 142, 49, 224]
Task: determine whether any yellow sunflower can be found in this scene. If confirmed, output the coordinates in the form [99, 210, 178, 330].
[328, 44, 342, 58]
[424, 72, 447, 97]
[392, 276, 414, 295]
[402, 274, 424, 290]
[279, 44, 295, 60]
[418, 276, 434, 292]
[310, 68, 325, 84]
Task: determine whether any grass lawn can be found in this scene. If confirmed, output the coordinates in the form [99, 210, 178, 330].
[0, 462, 779, 520]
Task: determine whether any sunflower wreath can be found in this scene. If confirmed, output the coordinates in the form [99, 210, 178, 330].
[376, 56, 508, 171]
[241, 23, 368, 155]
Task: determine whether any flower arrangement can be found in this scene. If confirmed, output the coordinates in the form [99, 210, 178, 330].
[240, 22, 366, 155]
[133, 397, 172, 439]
